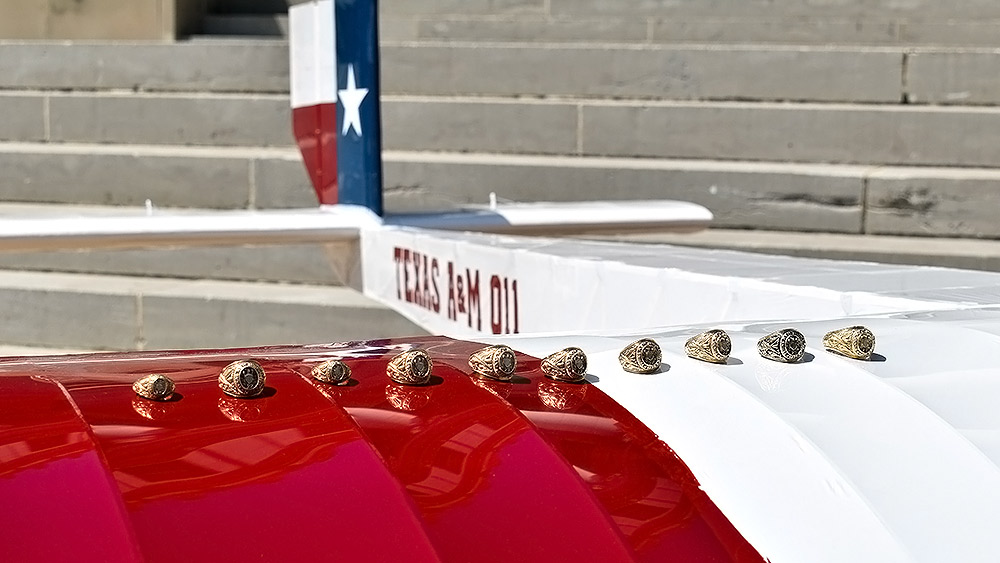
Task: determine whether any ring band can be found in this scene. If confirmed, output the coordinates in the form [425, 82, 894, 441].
[823, 326, 876, 360]
[132, 374, 175, 401]
[758, 328, 806, 363]
[219, 360, 266, 398]
[684, 329, 731, 364]
[541, 347, 588, 383]
[618, 339, 662, 373]
[311, 359, 352, 385]
[469, 345, 517, 381]
[387, 350, 432, 385]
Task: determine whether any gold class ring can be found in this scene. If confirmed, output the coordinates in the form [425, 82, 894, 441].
[618, 338, 662, 373]
[218, 360, 266, 398]
[386, 350, 433, 385]
[541, 347, 588, 383]
[684, 329, 731, 364]
[758, 328, 806, 363]
[311, 359, 352, 385]
[823, 326, 876, 360]
[132, 374, 175, 401]
[469, 345, 517, 381]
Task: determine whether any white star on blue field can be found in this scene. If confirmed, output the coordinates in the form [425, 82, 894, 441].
[339, 64, 369, 137]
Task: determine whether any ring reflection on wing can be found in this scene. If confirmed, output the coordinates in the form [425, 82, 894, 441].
[218, 395, 267, 423]
[537, 380, 588, 411]
[385, 383, 433, 412]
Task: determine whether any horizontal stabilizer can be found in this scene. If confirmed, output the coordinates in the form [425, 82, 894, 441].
[0, 206, 380, 252]
[387, 200, 712, 235]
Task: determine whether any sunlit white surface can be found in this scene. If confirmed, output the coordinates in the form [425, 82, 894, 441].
[387, 200, 713, 234]
[479, 313, 1000, 563]
[364, 227, 1000, 337]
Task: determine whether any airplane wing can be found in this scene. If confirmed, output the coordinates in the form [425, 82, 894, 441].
[4, 1, 1000, 562]
[360, 224, 999, 336]
[0, 199, 710, 252]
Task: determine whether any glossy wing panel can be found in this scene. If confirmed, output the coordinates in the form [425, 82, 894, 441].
[477, 351, 763, 562]
[0, 374, 141, 562]
[52, 353, 441, 562]
[0, 338, 761, 562]
[321, 338, 638, 562]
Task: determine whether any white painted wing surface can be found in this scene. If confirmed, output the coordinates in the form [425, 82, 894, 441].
[479, 312, 1000, 563]
[362, 226, 1000, 337]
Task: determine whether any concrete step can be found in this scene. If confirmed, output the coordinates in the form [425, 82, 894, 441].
[5, 59, 998, 153]
[381, 42, 903, 103]
[202, 14, 289, 37]
[0, 142, 310, 209]
[0, 269, 422, 351]
[0, 203, 343, 285]
[382, 15, 1000, 47]
[4, 41, 998, 105]
[0, 40, 289, 93]
[383, 0, 1000, 19]
[0, 91, 292, 147]
[383, 43, 1000, 104]
[381, 96, 1000, 168]
[381, 0, 1000, 46]
[6, 143, 1000, 238]
[381, 151, 1000, 238]
[611, 229, 1000, 273]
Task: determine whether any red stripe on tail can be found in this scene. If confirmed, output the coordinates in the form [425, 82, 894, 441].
[292, 103, 338, 205]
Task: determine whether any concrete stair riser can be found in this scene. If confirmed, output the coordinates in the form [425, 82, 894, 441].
[382, 14, 1000, 47]
[7, 143, 1000, 238]
[381, 0, 1000, 19]
[0, 42, 289, 93]
[381, 43, 903, 103]
[4, 42, 1000, 106]
[0, 270, 423, 351]
[382, 98, 1000, 168]
[0, 92, 292, 147]
[0, 243, 342, 285]
[0, 143, 310, 209]
[382, 44, 1000, 106]
[381, 152, 1000, 239]
[547, 0, 1000, 18]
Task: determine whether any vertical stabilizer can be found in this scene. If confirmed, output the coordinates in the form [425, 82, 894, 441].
[289, 0, 383, 215]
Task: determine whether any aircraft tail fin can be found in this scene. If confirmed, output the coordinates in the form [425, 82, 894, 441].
[289, 0, 383, 214]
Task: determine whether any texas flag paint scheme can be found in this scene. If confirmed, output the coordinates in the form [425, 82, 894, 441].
[290, 0, 383, 214]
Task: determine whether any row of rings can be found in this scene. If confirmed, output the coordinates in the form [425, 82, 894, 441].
[133, 345, 586, 402]
[133, 352, 431, 402]
[621, 325, 875, 371]
[132, 326, 876, 401]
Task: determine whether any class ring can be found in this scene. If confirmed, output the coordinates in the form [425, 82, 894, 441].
[618, 339, 662, 373]
[684, 329, 731, 364]
[823, 326, 876, 360]
[469, 345, 518, 381]
[758, 328, 806, 363]
[311, 359, 352, 385]
[541, 347, 588, 383]
[219, 360, 266, 398]
[387, 350, 433, 385]
[133, 374, 175, 401]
